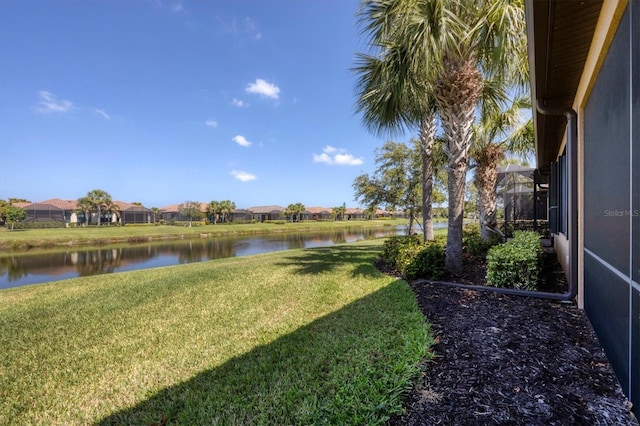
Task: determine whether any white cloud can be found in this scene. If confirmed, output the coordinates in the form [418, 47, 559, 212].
[335, 154, 364, 166]
[232, 135, 252, 147]
[312, 153, 332, 164]
[246, 79, 280, 99]
[232, 98, 245, 107]
[313, 146, 363, 166]
[35, 91, 74, 113]
[205, 119, 218, 128]
[94, 109, 111, 120]
[231, 170, 256, 182]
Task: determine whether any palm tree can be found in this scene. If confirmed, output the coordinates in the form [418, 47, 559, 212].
[75, 197, 92, 226]
[357, 0, 528, 275]
[354, 28, 440, 242]
[151, 207, 161, 224]
[84, 189, 113, 227]
[207, 201, 221, 224]
[472, 95, 533, 240]
[102, 199, 120, 225]
[332, 205, 347, 221]
[219, 200, 236, 223]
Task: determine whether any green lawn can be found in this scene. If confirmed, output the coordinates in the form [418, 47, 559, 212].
[0, 219, 406, 250]
[0, 239, 433, 425]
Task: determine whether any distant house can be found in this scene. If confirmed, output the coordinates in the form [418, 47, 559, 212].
[247, 206, 285, 222]
[114, 201, 152, 225]
[306, 207, 332, 221]
[230, 209, 252, 222]
[345, 208, 363, 220]
[18, 198, 156, 225]
[160, 203, 207, 222]
[22, 199, 77, 224]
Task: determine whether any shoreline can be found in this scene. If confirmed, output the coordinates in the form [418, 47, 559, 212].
[0, 219, 413, 252]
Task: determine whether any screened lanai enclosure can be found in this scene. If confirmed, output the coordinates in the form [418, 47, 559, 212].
[21, 199, 76, 224]
[498, 165, 549, 237]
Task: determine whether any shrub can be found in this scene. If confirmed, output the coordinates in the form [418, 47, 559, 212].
[171, 221, 206, 227]
[486, 231, 543, 290]
[463, 223, 501, 257]
[18, 222, 65, 229]
[402, 239, 446, 280]
[381, 235, 422, 269]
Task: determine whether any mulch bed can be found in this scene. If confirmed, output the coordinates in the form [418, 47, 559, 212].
[381, 251, 639, 425]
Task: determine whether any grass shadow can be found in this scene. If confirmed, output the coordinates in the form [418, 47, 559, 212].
[97, 280, 430, 425]
[274, 243, 384, 277]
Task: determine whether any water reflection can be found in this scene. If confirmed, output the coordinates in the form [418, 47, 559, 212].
[0, 227, 407, 289]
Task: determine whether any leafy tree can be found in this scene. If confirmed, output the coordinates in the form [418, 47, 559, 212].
[0, 199, 10, 225]
[363, 205, 378, 220]
[8, 198, 30, 204]
[357, 0, 528, 274]
[353, 141, 421, 233]
[179, 201, 204, 227]
[4, 204, 26, 230]
[207, 201, 221, 224]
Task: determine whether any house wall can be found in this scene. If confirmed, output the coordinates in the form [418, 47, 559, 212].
[570, 0, 638, 409]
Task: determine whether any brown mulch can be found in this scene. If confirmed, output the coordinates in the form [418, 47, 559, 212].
[381, 252, 639, 425]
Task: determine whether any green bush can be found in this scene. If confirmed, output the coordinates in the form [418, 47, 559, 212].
[463, 223, 501, 257]
[486, 231, 543, 290]
[402, 239, 446, 280]
[18, 222, 66, 229]
[381, 235, 422, 269]
[171, 221, 206, 227]
[382, 235, 445, 280]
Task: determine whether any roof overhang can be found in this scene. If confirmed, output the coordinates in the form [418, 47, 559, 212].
[525, 0, 603, 175]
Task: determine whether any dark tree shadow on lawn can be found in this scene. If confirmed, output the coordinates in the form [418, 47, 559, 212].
[273, 244, 384, 277]
[96, 280, 427, 425]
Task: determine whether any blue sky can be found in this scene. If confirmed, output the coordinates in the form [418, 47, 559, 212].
[0, 0, 398, 209]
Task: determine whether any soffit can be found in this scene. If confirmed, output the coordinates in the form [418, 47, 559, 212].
[528, 0, 603, 175]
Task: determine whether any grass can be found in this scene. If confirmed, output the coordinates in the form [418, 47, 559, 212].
[0, 238, 433, 425]
[0, 219, 406, 251]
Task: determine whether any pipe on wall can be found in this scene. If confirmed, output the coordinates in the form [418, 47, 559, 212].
[415, 101, 578, 302]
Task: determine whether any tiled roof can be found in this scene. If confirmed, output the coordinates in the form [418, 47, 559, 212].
[114, 200, 151, 212]
[161, 202, 207, 213]
[114, 200, 134, 210]
[11, 202, 31, 209]
[345, 208, 363, 214]
[306, 206, 332, 214]
[24, 198, 77, 210]
[247, 205, 285, 214]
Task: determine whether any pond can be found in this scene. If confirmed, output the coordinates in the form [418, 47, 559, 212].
[0, 225, 446, 289]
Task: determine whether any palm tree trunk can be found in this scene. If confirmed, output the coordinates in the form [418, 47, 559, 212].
[420, 113, 436, 241]
[435, 57, 483, 275]
[474, 144, 504, 240]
